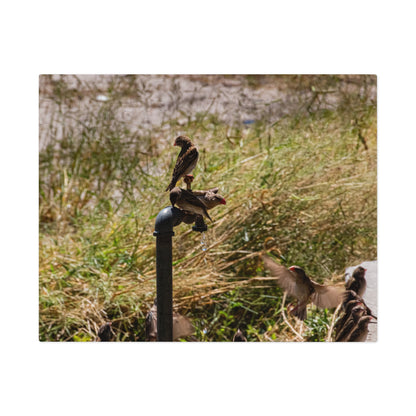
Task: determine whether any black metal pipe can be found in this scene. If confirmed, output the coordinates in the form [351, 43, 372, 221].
[192, 215, 208, 232]
[153, 206, 207, 341]
[153, 206, 183, 341]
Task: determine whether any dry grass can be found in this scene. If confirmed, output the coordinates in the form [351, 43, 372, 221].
[39, 75, 376, 341]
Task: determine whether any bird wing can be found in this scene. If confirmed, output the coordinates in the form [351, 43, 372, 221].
[181, 189, 212, 221]
[171, 146, 199, 180]
[172, 314, 194, 340]
[192, 188, 220, 196]
[191, 190, 208, 196]
[345, 277, 355, 291]
[261, 255, 310, 300]
[311, 281, 345, 308]
[335, 317, 358, 342]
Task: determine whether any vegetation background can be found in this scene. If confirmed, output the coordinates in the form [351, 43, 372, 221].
[39, 74, 377, 342]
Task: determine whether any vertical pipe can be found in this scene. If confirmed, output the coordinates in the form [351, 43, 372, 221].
[155, 233, 173, 341]
[153, 206, 183, 341]
[153, 206, 206, 341]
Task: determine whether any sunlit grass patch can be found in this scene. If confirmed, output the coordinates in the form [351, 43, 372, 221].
[39, 75, 376, 341]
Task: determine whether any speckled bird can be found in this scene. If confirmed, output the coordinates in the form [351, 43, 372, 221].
[335, 298, 364, 335]
[335, 306, 366, 342]
[342, 290, 377, 319]
[165, 136, 199, 192]
[193, 188, 226, 210]
[346, 315, 375, 342]
[170, 187, 212, 221]
[262, 255, 345, 321]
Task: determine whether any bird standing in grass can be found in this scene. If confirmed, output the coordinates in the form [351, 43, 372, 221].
[97, 322, 114, 342]
[233, 329, 247, 342]
[165, 136, 199, 192]
[262, 255, 345, 321]
[170, 187, 212, 221]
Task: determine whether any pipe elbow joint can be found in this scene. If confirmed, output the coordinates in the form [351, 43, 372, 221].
[153, 206, 184, 236]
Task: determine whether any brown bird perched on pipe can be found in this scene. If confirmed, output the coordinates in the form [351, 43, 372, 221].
[345, 266, 367, 297]
[192, 188, 226, 210]
[165, 136, 199, 192]
[170, 187, 212, 221]
[262, 255, 345, 321]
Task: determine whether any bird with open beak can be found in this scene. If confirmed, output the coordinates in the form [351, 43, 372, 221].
[262, 255, 345, 321]
[170, 187, 212, 221]
[345, 266, 367, 297]
[165, 136, 199, 192]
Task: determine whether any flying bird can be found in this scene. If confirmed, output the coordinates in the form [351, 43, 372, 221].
[165, 136, 199, 192]
[262, 255, 345, 321]
[345, 266, 367, 297]
[170, 187, 212, 221]
[145, 299, 194, 342]
[97, 322, 114, 342]
[233, 329, 247, 342]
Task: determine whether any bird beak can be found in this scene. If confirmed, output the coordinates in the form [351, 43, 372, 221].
[221, 199, 226, 205]
[173, 141, 177, 146]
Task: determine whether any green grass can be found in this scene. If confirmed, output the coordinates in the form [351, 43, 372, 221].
[39, 75, 377, 342]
